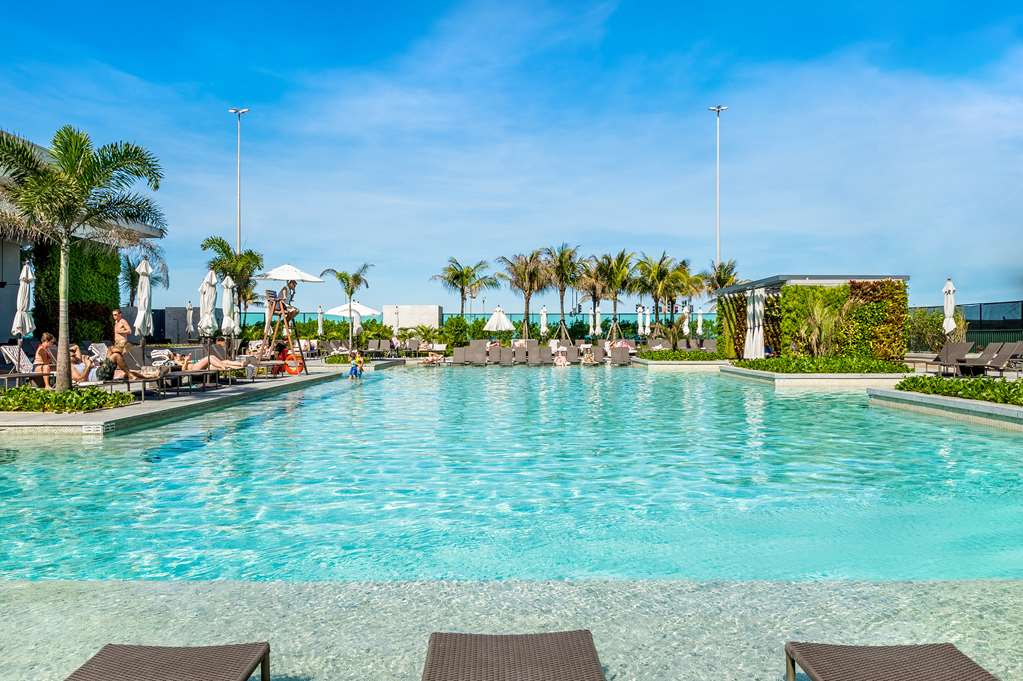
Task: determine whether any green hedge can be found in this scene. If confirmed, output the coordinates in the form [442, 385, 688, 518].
[638, 349, 722, 361]
[0, 385, 134, 412]
[32, 241, 120, 342]
[895, 376, 1023, 406]
[735, 356, 910, 373]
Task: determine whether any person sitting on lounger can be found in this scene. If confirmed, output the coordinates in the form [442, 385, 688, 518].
[581, 348, 596, 365]
[422, 351, 444, 365]
[553, 352, 568, 367]
[69, 344, 108, 383]
[182, 338, 255, 372]
[34, 332, 56, 388]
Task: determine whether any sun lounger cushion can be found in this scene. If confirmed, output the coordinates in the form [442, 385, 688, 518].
[422, 630, 605, 681]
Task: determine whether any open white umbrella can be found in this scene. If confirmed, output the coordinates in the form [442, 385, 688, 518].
[256, 264, 324, 283]
[197, 270, 219, 337]
[11, 264, 34, 341]
[185, 301, 195, 338]
[317, 305, 324, 337]
[325, 301, 381, 317]
[539, 306, 549, 337]
[696, 309, 704, 337]
[942, 278, 957, 335]
[484, 305, 515, 332]
[133, 259, 154, 338]
[220, 275, 239, 336]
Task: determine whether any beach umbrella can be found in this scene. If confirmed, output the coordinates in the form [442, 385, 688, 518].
[484, 305, 515, 332]
[11, 264, 34, 342]
[325, 301, 381, 317]
[317, 305, 324, 337]
[636, 306, 645, 335]
[256, 264, 324, 283]
[133, 258, 154, 338]
[197, 270, 219, 337]
[185, 301, 195, 338]
[220, 275, 239, 336]
[943, 278, 957, 335]
[696, 309, 704, 337]
[539, 305, 549, 337]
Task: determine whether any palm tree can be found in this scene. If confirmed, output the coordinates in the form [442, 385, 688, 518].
[635, 251, 676, 324]
[575, 257, 605, 336]
[119, 249, 170, 308]
[597, 250, 634, 334]
[0, 126, 165, 391]
[699, 258, 742, 292]
[543, 243, 579, 337]
[431, 258, 500, 317]
[667, 263, 705, 341]
[497, 250, 550, 340]
[321, 263, 372, 349]
[200, 235, 265, 325]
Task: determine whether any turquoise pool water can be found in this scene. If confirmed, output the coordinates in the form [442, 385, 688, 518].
[1, 367, 1022, 581]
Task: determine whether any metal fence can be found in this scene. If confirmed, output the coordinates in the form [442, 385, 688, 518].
[912, 300, 1023, 330]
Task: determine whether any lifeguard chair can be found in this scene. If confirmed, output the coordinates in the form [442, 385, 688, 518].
[260, 288, 308, 375]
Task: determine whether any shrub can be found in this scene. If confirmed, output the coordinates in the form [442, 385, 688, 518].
[638, 349, 722, 361]
[324, 354, 348, 365]
[896, 375, 1023, 406]
[906, 309, 946, 352]
[734, 356, 910, 374]
[0, 386, 135, 412]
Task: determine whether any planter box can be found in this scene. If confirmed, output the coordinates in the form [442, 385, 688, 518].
[721, 366, 910, 390]
[632, 358, 729, 373]
[867, 388, 1023, 432]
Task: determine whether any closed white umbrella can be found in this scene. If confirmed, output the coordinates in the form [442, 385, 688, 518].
[751, 289, 766, 359]
[133, 259, 153, 338]
[743, 290, 756, 359]
[185, 301, 195, 338]
[594, 309, 602, 336]
[696, 308, 704, 336]
[317, 305, 324, 337]
[197, 270, 219, 337]
[644, 306, 651, 335]
[484, 305, 515, 332]
[220, 275, 239, 336]
[942, 278, 957, 335]
[636, 306, 645, 335]
[11, 264, 34, 341]
[539, 305, 549, 337]
[351, 310, 363, 338]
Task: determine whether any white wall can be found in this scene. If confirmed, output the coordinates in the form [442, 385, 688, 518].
[382, 304, 443, 330]
[0, 240, 22, 343]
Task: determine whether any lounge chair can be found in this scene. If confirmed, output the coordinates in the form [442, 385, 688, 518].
[539, 345, 553, 365]
[527, 343, 541, 365]
[64, 642, 270, 681]
[955, 342, 1002, 373]
[407, 339, 421, 357]
[422, 630, 605, 681]
[488, 344, 502, 364]
[0, 344, 46, 387]
[451, 347, 466, 365]
[784, 641, 997, 681]
[611, 346, 630, 366]
[592, 345, 605, 363]
[566, 345, 579, 364]
[469, 346, 487, 366]
[500, 346, 513, 365]
[961, 341, 1021, 377]
[923, 341, 974, 374]
[513, 344, 527, 365]
[702, 338, 717, 352]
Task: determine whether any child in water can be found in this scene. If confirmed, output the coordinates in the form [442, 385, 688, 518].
[349, 350, 365, 380]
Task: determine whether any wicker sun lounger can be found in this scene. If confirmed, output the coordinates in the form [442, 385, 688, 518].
[422, 630, 605, 681]
[566, 345, 579, 363]
[611, 346, 631, 366]
[452, 347, 466, 365]
[500, 346, 514, 365]
[527, 344, 541, 365]
[65, 642, 270, 681]
[784, 641, 997, 681]
[513, 344, 527, 364]
[539, 345, 553, 365]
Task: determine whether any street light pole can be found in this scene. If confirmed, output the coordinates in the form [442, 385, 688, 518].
[228, 107, 250, 254]
[708, 105, 728, 267]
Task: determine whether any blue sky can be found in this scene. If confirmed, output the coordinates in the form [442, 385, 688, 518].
[2, 1, 1021, 312]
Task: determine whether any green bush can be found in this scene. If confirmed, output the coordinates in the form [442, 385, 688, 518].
[906, 309, 946, 352]
[324, 354, 348, 365]
[0, 386, 135, 412]
[735, 356, 910, 373]
[638, 349, 722, 361]
[896, 375, 1023, 406]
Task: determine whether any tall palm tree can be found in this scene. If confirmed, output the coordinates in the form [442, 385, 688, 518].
[699, 258, 742, 293]
[635, 251, 676, 324]
[431, 257, 500, 317]
[119, 249, 170, 308]
[543, 243, 579, 336]
[664, 262, 704, 337]
[200, 235, 265, 325]
[597, 249, 635, 325]
[497, 250, 550, 340]
[0, 126, 165, 391]
[321, 263, 372, 349]
[575, 257, 605, 336]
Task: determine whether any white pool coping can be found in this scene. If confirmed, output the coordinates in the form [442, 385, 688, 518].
[722, 366, 911, 390]
[631, 357, 729, 372]
[868, 387, 1023, 431]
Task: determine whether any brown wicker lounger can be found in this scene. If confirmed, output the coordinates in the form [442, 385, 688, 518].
[422, 630, 605, 681]
[65, 642, 270, 681]
[785, 641, 998, 681]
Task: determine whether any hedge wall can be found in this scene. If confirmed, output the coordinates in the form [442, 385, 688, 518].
[715, 294, 747, 358]
[33, 241, 120, 342]
[778, 280, 908, 361]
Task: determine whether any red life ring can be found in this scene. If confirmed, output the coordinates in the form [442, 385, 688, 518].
[284, 352, 304, 375]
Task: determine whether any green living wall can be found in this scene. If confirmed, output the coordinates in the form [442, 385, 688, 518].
[778, 279, 908, 361]
[715, 293, 747, 358]
[33, 241, 120, 342]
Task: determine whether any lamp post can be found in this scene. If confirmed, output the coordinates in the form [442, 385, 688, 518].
[708, 105, 728, 266]
[228, 107, 250, 254]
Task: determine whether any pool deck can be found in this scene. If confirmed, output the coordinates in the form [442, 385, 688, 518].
[1, 580, 1019, 681]
[0, 359, 403, 437]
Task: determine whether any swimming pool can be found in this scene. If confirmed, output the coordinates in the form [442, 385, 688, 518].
[1, 367, 1022, 581]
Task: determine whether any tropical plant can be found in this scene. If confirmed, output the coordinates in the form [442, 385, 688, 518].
[320, 263, 372, 349]
[795, 297, 859, 357]
[200, 235, 265, 322]
[664, 261, 703, 332]
[575, 257, 605, 336]
[635, 251, 676, 324]
[119, 250, 169, 307]
[497, 250, 550, 340]
[431, 258, 500, 317]
[737, 356, 910, 374]
[597, 250, 634, 325]
[906, 308, 946, 352]
[0, 126, 166, 391]
[699, 258, 742, 292]
[411, 324, 438, 345]
[0, 385, 135, 412]
[543, 243, 579, 334]
[638, 349, 723, 361]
